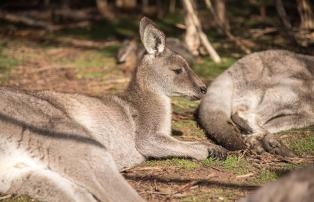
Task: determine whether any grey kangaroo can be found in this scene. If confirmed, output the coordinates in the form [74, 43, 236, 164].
[0, 17, 226, 202]
[116, 37, 194, 74]
[240, 166, 314, 202]
[197, 50, 314, 156]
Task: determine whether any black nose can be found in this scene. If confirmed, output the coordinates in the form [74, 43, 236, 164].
[200, 86, 207, 94]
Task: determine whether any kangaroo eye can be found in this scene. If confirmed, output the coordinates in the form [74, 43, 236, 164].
[173, 68, 183, 74]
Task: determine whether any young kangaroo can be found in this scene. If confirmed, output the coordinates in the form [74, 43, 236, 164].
[0, 17, 226, 202]
[116, 37, 194, 74]
[197, 50, 314, 156]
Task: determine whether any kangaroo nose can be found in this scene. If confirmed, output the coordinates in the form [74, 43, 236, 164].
[200, 86, 207, 94]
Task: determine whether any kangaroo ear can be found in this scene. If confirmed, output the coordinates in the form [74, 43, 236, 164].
[139, 17, 165, 55]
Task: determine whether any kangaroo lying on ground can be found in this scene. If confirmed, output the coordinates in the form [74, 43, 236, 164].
[0, 17, 226, 202]
[197, 50, 314, 156]
[240, 166, 314, 202]
[116, 37, 194, 74]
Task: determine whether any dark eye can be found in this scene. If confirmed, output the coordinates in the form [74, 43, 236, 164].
[173, 68, 183, 74]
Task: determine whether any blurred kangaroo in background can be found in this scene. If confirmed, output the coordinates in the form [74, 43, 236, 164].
[240, 166, 314, 202]
[116, 37, 194, 74]
[197, 50, 314, 156]
[0, 17, 226, 202]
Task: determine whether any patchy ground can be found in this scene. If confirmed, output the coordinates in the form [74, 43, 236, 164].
[1, 14, 314, 202]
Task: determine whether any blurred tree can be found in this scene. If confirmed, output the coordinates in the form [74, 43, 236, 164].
[96, 0, 114, 19]
[205, 0, 251, 54]
[169, 0, 176, 13]
[183, 0, 221, 63]
[212, 0, 229, 31]
[297, 0, 314, 30]
[116, 0, 137, 10]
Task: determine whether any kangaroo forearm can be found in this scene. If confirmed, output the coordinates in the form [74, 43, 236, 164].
[198, 110, 246, 150]
[136, 134, 208, 160]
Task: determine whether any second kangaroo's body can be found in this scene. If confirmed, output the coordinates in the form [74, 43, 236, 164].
[198, 50, 314, 156]
[0, 17, 225, 202]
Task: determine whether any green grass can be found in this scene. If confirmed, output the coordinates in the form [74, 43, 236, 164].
[0, 195, 36, 202]
[288, 135, 314, 155]
[146, 158, 199, 170]
[194, 57, 236, 79]
[172, 119, 205, 137]
[221, 155, 252, 175]
[0, 43, 19, 83]
[255, 169, 278, 184]
[202, 155, 252, 175]
[172, 97, 199, 114]
[54, 48, 117, 80]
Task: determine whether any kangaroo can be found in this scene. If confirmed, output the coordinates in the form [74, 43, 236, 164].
[0, 17, 226, 202]
[240, 166, 314, 202]
[116, 37, 194, 74]
[197, 50, 314, 156]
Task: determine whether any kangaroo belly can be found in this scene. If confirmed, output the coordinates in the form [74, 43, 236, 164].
[0, 136, 46, 193]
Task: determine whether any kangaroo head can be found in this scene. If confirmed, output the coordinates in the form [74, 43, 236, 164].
[136, 17, 206, 100]
[116, 39, 138, 64]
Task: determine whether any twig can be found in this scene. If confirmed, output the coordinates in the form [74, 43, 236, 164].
[0, 194, 12, 200]
[173, 181, 199, 195]
[236, 173, 254, 179]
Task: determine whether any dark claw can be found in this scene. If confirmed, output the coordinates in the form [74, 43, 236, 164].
[208, 145, 227, 160]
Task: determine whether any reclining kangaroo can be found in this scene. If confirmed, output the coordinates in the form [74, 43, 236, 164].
[241, 166, 314, 202]
[0, 17, 226, 202]
[197, 50, 314, 156]
[116, 37, 194, 74]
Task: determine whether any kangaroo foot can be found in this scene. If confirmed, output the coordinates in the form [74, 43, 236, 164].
[204, 142, 227, 160]
[244, 133, 296, 157]
[262, 133, 296, 157]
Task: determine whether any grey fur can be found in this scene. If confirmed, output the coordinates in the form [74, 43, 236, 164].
[240, 166, 314, 202]
[0, 17, 225, 202]
[198, 50, 314, 156]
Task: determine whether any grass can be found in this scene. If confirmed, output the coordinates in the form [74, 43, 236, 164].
[254, 169, 278, 184]
[172, 119, 205, 137]
[221, 155, 252, 175]
[0, 195, 37, 202]
[172, 97, 199, 113]
[288, 135, 314, 155]
[194, 57, 236, 79]
[0, 43, 19, 83]
[146, 158, 199, 170]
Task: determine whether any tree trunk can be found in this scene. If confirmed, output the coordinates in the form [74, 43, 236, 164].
[213, 0, 229, 30]
[169, 0, 176, 14]
[116, 0, 137, 10]
[205, 0, 251, 54]
[96, 0, 114, 19]
[183, 0, 221, 63]
[275, 0, 297, 44]
[275, 0, 292, 30]
[297, 0, 314, 30]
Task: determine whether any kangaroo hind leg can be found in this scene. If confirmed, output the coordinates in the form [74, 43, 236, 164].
[6, 168, 97, 202]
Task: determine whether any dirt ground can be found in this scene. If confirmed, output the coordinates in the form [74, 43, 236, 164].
[1, 18, 314, 202]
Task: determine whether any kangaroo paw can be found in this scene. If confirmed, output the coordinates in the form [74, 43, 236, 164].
[262, 134, 296, 157]
[244, 133, 267, 155]
[244, 133, 296, 157]
[206, 143, 228, 160]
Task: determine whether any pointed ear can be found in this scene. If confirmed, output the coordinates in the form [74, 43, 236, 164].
[139, 17, 166, 55]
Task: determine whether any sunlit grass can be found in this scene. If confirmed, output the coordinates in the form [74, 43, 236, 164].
[194, 57, 236, 79]
[146, 158, 199, 170]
